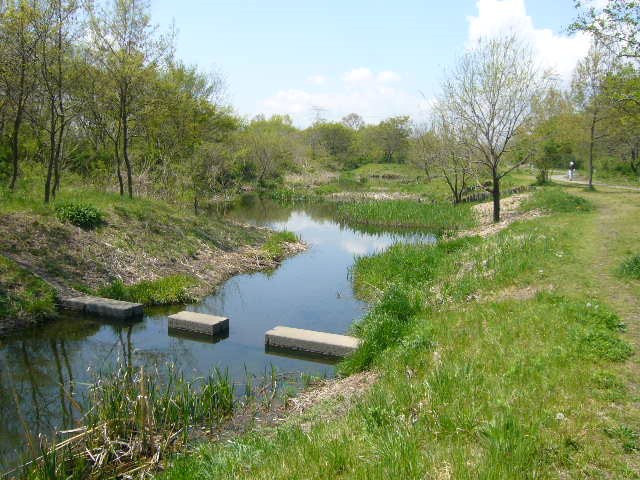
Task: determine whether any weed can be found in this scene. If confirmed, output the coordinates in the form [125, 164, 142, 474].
[619, 254, 640, 280]
[54, 202, 104, 229]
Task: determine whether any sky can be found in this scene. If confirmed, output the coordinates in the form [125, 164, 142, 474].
[149, 0, 599, 126]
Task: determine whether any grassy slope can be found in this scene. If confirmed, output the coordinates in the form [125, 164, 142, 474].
[0, 178, 295, 325]
[163, 186, 640, 479]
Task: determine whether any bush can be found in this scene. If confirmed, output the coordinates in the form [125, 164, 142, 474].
[620, 255, 640, 280]
[55, 201, 104, 229]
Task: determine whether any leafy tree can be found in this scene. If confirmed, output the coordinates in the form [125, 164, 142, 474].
[0, 1, 40, 189]
[571, 44, 613, 187]
[376, 116, 411, 163]
[86, 0, 170, 198]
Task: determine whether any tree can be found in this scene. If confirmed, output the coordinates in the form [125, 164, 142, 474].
[409, 123, 438, 179]
[440, 35, 549, 222]
[572, 43, 613, 187]
[528, 87, 577, 184]
[571, 1, 640, 61]
[341, 112, 364, 130]
[430, 106, 472, 203]
[0, 1, 39, 190]
[241, 115, 295, 187]
[376, 116, 411, 163]
[87, 0, 169, 198]
[33, 0, 82, 202]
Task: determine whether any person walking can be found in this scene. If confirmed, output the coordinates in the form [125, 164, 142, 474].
[568, 160, 576, 181]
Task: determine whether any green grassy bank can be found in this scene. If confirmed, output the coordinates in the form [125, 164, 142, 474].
[0, 176, 300, 331]
[162, 186, 640, 479]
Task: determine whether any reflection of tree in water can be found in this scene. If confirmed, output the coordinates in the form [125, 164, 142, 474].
[0, 316, 189, 470]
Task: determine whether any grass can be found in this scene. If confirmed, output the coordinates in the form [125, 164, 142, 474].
[160, 185, 640, 479]
[521, 186, 594, 213]
[620, 255, 640, 280]
[336, 200, 476, 235]
[22, 364, 234, 479]
[0, 171, 277, 326]
[97, 275, 198, 305]
[0, 256, 57, 326]
[261, 231, 300, 260]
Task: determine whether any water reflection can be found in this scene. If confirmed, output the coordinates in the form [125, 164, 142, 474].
[0, 196, 435, 469]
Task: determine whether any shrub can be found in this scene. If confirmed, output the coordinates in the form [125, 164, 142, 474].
[55, 201, 104, 229]
[620, 254, 640, 280]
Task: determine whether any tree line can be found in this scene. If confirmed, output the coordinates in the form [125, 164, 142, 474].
[0, 0, 637, 222]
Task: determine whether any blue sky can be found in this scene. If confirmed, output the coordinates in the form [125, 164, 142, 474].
[150, 0, 594, 126]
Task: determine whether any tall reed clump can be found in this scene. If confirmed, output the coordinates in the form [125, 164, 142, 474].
[23, 365, 234, 479]
[336, 200, 476, 235]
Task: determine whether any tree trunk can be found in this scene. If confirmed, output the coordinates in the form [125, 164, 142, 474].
[588, 114, 596, 188]
[492, 173, 501, 223]
[9, 110, 22, 190]
[44, 101, 56, 203]
[121, 86, 133, 199]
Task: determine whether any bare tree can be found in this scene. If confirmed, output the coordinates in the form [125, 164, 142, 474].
[441, 35, 549, 221]
[341, 112, 364, 130]
[431, 105, 472, 203]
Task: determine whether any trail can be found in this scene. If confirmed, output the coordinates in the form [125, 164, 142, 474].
[550, 173, 640, 191]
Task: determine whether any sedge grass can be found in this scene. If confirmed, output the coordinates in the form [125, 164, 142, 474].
[336, 200, 476, 235]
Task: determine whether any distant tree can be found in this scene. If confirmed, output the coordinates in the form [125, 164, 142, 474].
[241, 115, 295, 186]
[314, 122, 354, 160]
[341, 112, 364, 130]
[572, 43, 613, 187]
[376, 115, 411, 163]
[409, 123, 438, 179]
[440, 35, 549, 222]
[430, 106, 472, 203]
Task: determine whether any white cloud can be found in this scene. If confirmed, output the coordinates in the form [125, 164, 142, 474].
[467, 0, 592, 81]
[377, 70, 401, 83]
[307, 74, 327, 86]
[343, 67, 374, 83]
[260, 68, 426, 126]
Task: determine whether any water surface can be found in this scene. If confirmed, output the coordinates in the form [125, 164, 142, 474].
[0, 196, 434, 469]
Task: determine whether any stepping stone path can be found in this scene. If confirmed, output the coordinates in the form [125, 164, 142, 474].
[265, 326, 360, 358]
[60, 296, 143, 320]
[168, 311, 229, 336]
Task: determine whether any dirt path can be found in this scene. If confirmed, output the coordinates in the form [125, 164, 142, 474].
[551, 174, 640, 191]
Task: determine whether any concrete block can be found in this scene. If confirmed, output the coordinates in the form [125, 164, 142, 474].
[265, 326, 360, 358]
[168, 311, 229, 336]
[59, 296, 143, 320]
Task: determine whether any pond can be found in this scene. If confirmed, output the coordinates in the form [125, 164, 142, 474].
[0, 196, 435, 470]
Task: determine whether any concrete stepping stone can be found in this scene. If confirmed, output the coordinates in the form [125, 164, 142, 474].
[60, 296, 143, 320]
[168, 311, 229, 336]
[265, 326, 360, 358]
